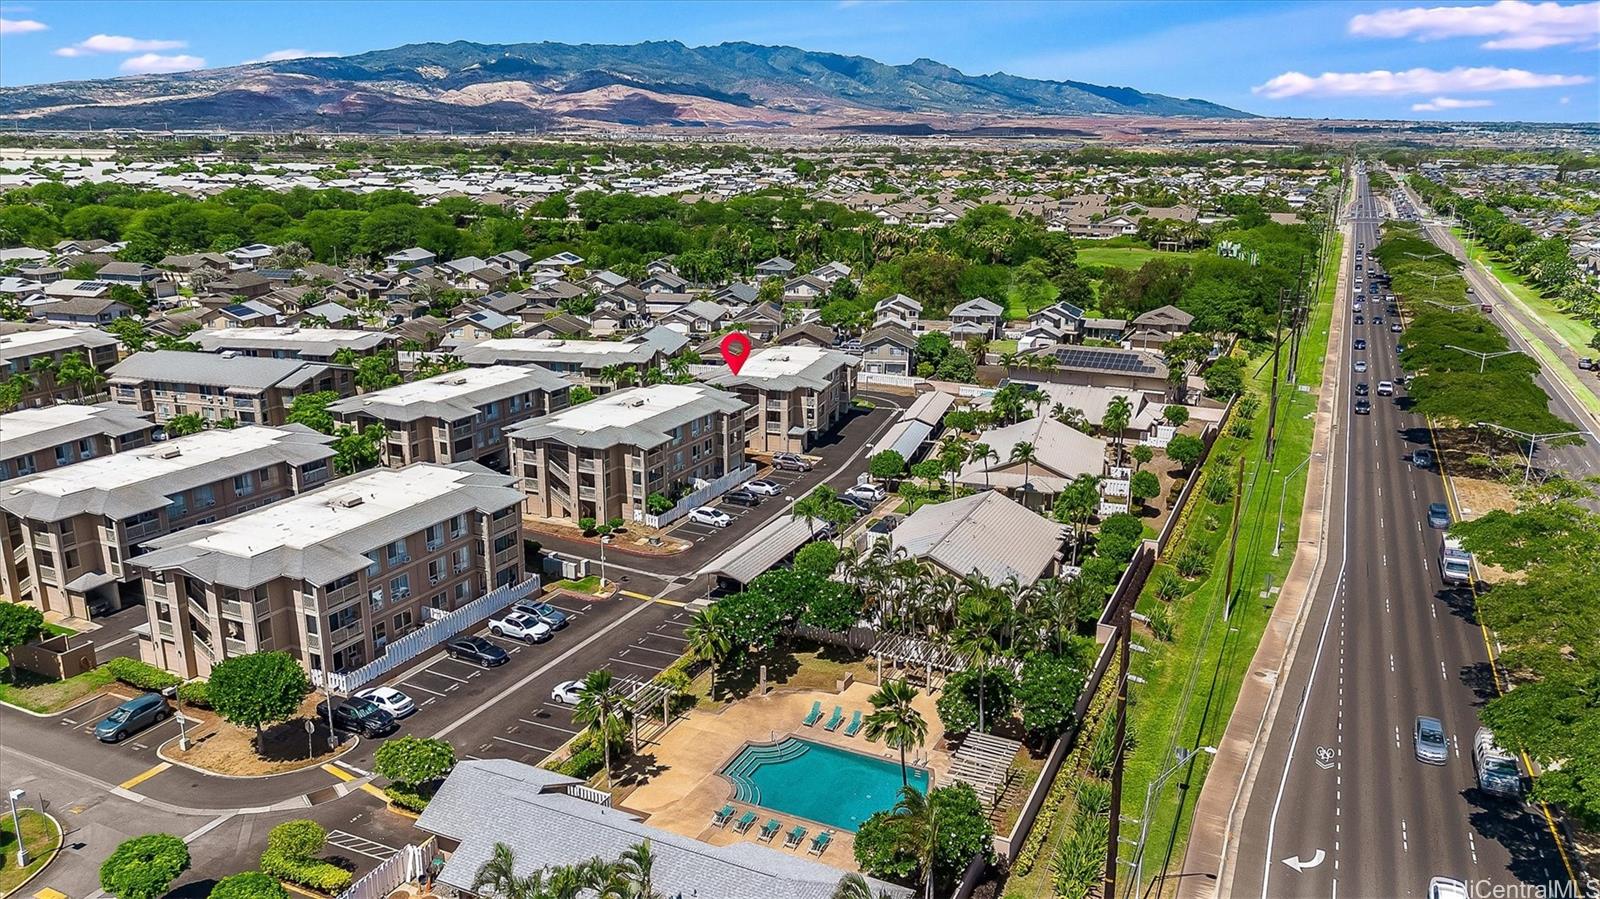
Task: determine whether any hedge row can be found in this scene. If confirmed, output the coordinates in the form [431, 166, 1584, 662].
[107, 657, 180, 692]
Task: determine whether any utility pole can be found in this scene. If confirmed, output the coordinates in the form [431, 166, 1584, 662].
[1103, 598, 1132, 899]
[1265, 287, 1286, 461]
[1220, 455, 1246, 622]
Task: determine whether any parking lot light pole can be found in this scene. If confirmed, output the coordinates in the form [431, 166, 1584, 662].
[599, 534, 611, 590]
[8, 789, 26, 867]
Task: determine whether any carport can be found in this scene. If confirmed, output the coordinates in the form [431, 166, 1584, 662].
[696, 512, 833, 590]
[876, 419, 933, 464]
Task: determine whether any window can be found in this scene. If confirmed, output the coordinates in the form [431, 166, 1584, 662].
[390, 573, 410, 599]
[304, 613, 319, 635]
[15, 455, 35, 476]
[233, 472, 255, 496]
[452, 548, 470, 573]
[425, 523, 444, 550]
[55, 445, 73, 466]
[364, 551, 381, 577]
[328, 605, 359, 631]
[448, 514, 466, 539]
[78, 438, 95, 459]
[64, 549, 79, 569]
[454, 581, 470, 602]
[493, 533, 516, 554]
[392, 610, 413, 633]
[387, 539, 408, 564]
[166, 493, 188, 518]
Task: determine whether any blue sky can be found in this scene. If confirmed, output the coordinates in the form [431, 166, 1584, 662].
[1, 0, 1596, 122]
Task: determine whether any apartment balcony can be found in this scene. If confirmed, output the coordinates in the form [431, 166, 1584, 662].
[328, 622, 364, 649]
[324, 581, 362, 608]
[147, 579, 170, 599]
[305, 632, 321, 652]
[188, 597, 210, 621]
[123, 518, 164, 541]
[224, 637, 248, 656]
[156, 619, 174, 638]
[577, 485, 597, 501]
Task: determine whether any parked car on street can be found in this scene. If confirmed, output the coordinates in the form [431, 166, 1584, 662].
[353, 686, 418, 718]
[688, 506, 733, 528]
[447, 636, 509, 667]
[94, 693, 171, 743]
[488, 611, 552, 642]
[317, 697, 398, 737]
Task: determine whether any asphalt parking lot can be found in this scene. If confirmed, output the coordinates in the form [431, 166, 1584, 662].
[666, 464, 814, 543]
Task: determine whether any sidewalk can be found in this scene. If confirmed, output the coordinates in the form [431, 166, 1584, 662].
[1177, 217, 1351, 899]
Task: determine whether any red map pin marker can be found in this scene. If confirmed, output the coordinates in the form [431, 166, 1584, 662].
[720, 332, 752, 375]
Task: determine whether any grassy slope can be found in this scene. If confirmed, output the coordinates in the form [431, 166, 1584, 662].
[1453, 228, 1596, 351]
[1114, 231, 1340, 897]
[0, 809, 61, 894]
[1077, 247, 1201, 270]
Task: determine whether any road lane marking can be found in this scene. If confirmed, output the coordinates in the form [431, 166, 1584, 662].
[117, 762, 171, 790]
[182, 812, 235, 844]
[321, 763, 355, 782]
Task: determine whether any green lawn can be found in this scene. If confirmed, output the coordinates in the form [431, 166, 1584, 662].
[0, 809, 61, 894]
[1077, 246, 1201, 270]
[0, 664, 115, 714]
[551, 575, 604, 594]
[1112, 231, 1340, 897]
[1455, 228, 1596, 351]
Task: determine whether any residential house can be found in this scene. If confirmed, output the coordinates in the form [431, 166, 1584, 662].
[224, 244, 276, 268]
[773, 323, 837, 349]
[705, 346, 859, 454]
[809, 261, 853, 283]
[0, 425, 336, 621]
[383, 247, 437, 272]
[509, 384, 747, 524]
[329, 365, 571, 471]
[1129, 304, 1195, 350]
[487, 250, 533, 275]
[208, 271, 272, 299]
[949, 296, 1005, 340]
[955, 415, 1107, 511]
[890, 490, 1063, 586]
[30, 297, 135, 326]
[96, 261, 163, 285]
[1019, 345, 1173, 395]
[0, 403, 158, 482]
[873, 293, 923, 330]
[754, 257, 796, 279]
[639, 271, 690, 294]
[1019, 302, 1087, 351]
[129, 462, 526, 678]
[728, 301, 786, 341]
[859, 325, 917, 376]
[447, 309, 519, 342]
[781, 274, 829, 305]
[522, 313, 592, 339]
[660, 299, 732, 335]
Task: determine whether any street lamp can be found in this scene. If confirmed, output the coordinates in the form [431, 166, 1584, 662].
[598, 534, 611, 589]
[1126, 746, 1217, 899]
[1445, 344, 1519, 374]
[1424, 300, 1476, 314]
[1475, 422, 1590, 484]
[1273, 453, 1317, 556]
[7, 789, 26, 867]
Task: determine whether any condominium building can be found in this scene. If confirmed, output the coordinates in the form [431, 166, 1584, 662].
[189, 326, 393, 361]
[0, 324, 121, 409]
[508, 384, 747, 524]
[450, 326, 688, 392]
[130, 463, 526, 678]
[0, 403, 158, 482]
[108, 350, 356, 427]
[705, 346, 859, 454]
[0, 426, 335, 620]
[328, 365, 571, 471]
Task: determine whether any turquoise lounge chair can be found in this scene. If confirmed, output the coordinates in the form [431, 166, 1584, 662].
[809, 830, 833, 856]
[758, 819, 782, 842]
[843, 709, 863, 737]
[784, 825, 808, 849]
[823, 705, 844, 731]
[802, 700, 823, 727]
[733, 811, 758, 833]
[712, 804, 735, 828]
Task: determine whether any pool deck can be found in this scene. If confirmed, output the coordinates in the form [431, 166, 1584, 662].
[615, 680, 951, 871]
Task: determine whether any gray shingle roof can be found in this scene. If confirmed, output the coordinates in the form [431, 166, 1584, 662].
[891, 490, 1062, 586]
[0, 402, 154, 462]
[415, 759, 907, 899]
[108, 350, 338, 391]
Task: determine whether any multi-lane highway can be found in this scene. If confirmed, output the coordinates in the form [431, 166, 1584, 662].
[1225, 170, 1580, 899]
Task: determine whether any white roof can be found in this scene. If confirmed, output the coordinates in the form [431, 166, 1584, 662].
[344, 365, 540, 406]
[471, 337, 625, 356]
[193, 326, 382, 348]
[0, 403, 105, 442]
[11, 426, 301, 497]
[735, 345, 833, 378]
[540, 383, 712, 430]
[0, 326, 111, 357]
[189, 465, 475, 557]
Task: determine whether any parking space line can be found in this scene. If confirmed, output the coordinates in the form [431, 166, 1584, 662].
[401, 680, 447, 697]
[608, 656, 665, 670]
[651, 630, 688, 641]
[493, 734, 554, 752]
[480, 634, 528, 650]
[542, 702, 576, 714]
[117, 762, 170, 790]
[628, 643, 684, 658]
[424, 667, 470, 684]
[517, 718, 579, 735]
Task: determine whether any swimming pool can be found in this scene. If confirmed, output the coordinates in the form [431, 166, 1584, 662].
[720, 737, 930, 831]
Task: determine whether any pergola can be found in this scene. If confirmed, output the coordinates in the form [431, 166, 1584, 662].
[871, 634, 970, 689]
[948, 731, 1024, 808]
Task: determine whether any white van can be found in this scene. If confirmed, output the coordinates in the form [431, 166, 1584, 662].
[1473, 728, 1522, 797]
[1440, 536, 1472, 585]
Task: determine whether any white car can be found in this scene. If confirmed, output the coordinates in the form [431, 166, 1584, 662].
[1377, 380, 1394, 396]
[354, 685, 418, 718]
[688, 506, 733, 528]
[1428, 878, 1469, 899]
[744, 479, 784, 497]
[488, 611, 552, 642]
[1353, 359, 1368, 373]
[844, 483, 886, 503]
[551, 680, 584, 704]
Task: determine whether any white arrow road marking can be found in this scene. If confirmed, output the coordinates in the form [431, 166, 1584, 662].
[1281, 849, 1326, 873]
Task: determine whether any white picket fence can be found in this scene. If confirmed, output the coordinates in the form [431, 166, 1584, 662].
[334, 838, 435, 899]
[859, 371, 923, 389]
[311, 576, 540, 694]
[636, 463, 756, 528]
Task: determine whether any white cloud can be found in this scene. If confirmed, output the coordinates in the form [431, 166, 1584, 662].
[55, 34, 186, 57]
[245, 48, 338, 63]
[118, 53, 205, 75]
[1349, 0, 1600, 50]
[1253, 66, 1593, 98]
[1411, 96, 1495, 110]
[0, 16, 46, 34]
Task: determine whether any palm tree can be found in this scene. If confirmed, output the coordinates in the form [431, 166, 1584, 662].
[832, 872, 893, 899]
[615, 841, 659, 899]
[954, 595, 1005, 732]
[888, 786, 941, 899]
[863, 678, 927, 786]
[571, 669, 631, 789]
[1024, 390, 1048, 420]
[54, 351, 104, 401]
[683, 605, 734, 699]
[1009, 441, 1038, 500]
[1103, 394, 1133, 465]
[968, 442, 997, 488]
[472, 843, 552, 899]
[597, 364, 637, 391]
[666, 350, 695, 381]
[1056, 473, 1101, 564]
[938, 435, 969, 495]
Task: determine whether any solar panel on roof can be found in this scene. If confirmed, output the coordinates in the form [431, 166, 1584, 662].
[1052, 348, 1159, 374]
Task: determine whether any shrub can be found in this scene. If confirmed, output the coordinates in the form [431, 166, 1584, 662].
[1203, 471, 1233, 505]
[578, 516, 597, 534]
[1228, 417, 1254, 439]
[383, 784, 431, 813]
[374, 736, 455, 788]
[1154, 569, 1186, 602]
[100, 833, 190, 899]
[792, 541, 840, 578]
[1175, 543, 1212, 579]
[1146, 604, 1174, 642]
[177, 679, 211, 709]
[259, 820, 351, 895]
[106, 658, 181, 692]
[1074, 776, 1113, 816]
[264, 820, 325, 861]
[209, 871, 287, 899]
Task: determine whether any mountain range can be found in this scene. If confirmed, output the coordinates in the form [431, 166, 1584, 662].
[0, 40, 1251, 132]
